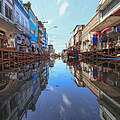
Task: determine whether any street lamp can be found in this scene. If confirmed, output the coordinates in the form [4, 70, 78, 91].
[42, 21, 48, 24]
[47, 26, 58, 31]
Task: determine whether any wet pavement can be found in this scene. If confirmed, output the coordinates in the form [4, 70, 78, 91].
[0, 59, 120, 120]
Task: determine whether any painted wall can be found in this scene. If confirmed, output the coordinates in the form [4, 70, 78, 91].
[29, 9, 38, 43]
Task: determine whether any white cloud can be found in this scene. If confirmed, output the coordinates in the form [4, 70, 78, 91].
[52, 35, 57, 39]
[59, 1, 69, 16]
[57, 0, 61, 5]
[48, 86, 54, 91]
[62, 94, 71, 106]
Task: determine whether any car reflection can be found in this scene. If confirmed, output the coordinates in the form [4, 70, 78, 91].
[65, 58, 120, 120]
[0, 60, 50, 120]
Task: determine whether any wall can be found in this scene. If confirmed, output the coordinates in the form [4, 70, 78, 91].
[29, 9, 38, 43]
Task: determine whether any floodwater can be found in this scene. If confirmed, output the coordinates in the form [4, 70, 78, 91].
[0, 59, 120, 120]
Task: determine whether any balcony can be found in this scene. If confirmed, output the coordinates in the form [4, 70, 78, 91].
[12, 18, 31, 38]
[101, 0, 120, 18]
[97, 0, 112, 11]
[0, 1, 17, 35]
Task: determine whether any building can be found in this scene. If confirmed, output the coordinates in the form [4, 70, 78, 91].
[0, 0, 17, 48]
[44, 29, 48, 49]
[14, 0, 31, 52]
[0, 0, 15, 36]
[38, 21, 44, 54]
[81, 13, 99, 52]
[0, 0, 31, 50]
[14, 0, 29, 35]
[73, 25, 84, 53]
[91, 0, 120, 51]
[48, 44, 55, 56]
[24, 2, 38, 44]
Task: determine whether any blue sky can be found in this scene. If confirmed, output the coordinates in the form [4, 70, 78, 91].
[23, 0, 98, 53]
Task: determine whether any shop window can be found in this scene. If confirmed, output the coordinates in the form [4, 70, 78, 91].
[5, 4, 12, 20]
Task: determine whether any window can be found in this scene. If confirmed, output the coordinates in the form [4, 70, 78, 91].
[31, 15, 36, 25]
[0, 1, 2, 13]
[25, 20, 28, 29]
[21, 17, 24, 27]
[5, 4, 12, 20]
[31, 27, 36, 36]
[16, 12, 20, 23]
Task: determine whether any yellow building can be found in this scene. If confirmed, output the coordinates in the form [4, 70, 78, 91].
[81, 13, 100, 52]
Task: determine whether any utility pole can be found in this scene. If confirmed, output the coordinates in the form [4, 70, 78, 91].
[65, 43, 67, 49]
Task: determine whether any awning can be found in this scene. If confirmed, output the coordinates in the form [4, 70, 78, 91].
[101, 28, 111, 34]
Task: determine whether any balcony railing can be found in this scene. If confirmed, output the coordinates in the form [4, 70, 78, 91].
[102, 0, 120, 17]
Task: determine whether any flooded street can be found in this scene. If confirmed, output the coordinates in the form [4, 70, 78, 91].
[22, 60, 100, 120]
[0, 0, 120, 119]
[0, 59, 119, 120]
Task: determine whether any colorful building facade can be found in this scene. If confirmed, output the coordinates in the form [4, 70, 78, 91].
[24, 2, 38, 44]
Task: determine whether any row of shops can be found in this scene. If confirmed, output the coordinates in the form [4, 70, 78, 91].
[0, 0, 48, 55]
[67, 0, 120, 59]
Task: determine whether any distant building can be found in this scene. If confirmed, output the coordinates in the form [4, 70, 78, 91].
[38, 21, 44, 54]
[48, 44, 53, 51]
[73, 25, 85, 53]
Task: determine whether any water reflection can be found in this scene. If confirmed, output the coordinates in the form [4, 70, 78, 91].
[0, 60, 50, 120]
[66, 58, 120, 120]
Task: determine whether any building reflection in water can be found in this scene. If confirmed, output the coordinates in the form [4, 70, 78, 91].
[66, 59, 120, 120]
[0, 60, 50, 120]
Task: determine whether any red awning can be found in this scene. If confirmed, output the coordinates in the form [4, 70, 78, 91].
[101, 28, 111, 35]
